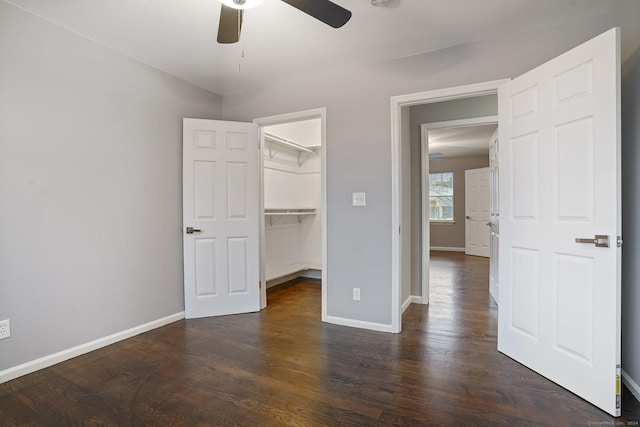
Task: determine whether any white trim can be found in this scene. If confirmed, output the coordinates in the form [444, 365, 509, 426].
[402, 295, 423, 313]
[622, 370, 640, 403]
[253, 108, 327, 319]
[265, 262, 320, 282]
[0, 312, 184, 384]
[402, 296, 411, 313]
[391, 80, 509, 322]
[421, 120, 431, 305]
[259, 126, 267, 309]
[325, 316, 394, 333]
[421, 116, 499, 138]
[430, 246, 466, 252]
[299, 269, 322, 280]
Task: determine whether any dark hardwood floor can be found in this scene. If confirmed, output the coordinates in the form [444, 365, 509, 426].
[1, 252, 638, 426]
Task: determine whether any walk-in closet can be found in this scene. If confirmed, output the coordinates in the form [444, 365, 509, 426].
[262, 119, 322, 288]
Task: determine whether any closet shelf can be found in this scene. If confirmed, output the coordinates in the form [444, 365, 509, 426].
[264, 133, 318, 166]
[265, 208, 316, 225]
[265, 208, 316, 215]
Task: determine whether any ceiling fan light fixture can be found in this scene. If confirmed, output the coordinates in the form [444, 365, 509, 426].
[220, 0, 264, 10]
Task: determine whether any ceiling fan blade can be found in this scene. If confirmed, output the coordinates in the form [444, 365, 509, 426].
[217, 4, 243, 44]
[280, 0, 352, 28]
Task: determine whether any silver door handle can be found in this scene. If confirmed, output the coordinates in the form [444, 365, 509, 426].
[575, 235, 609, 248]
[186, 227, 202, 234]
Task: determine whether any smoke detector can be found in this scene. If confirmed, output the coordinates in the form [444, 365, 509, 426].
[371, 0, 390, 6]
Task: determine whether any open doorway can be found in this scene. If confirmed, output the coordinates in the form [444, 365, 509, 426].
[390, 80, 507, 332]
[420, 117, 498, 305]
[254, 109, 327, 318]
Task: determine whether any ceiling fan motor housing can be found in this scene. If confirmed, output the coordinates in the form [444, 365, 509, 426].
[220, 0, 264, 10]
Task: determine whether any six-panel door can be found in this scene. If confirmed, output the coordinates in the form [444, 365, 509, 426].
[183, 119, 260, 319]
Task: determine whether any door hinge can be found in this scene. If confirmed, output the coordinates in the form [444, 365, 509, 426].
[617, 236, 623, 248]
[616, 364, 622, 412]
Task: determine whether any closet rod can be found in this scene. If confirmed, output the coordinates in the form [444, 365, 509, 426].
[264, 133, 315, 154]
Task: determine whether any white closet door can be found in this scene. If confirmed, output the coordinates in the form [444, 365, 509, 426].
[489, 129, 500, 304]
[183, 118, 260, 319]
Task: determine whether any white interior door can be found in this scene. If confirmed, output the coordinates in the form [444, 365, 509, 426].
[465, 167, 490, 257]
[489, 129, 500, 304]
[498, 28, 621, 416]
[183, 118, 260, 319]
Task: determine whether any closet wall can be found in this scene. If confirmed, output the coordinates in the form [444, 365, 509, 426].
[263, 120, 322, 284]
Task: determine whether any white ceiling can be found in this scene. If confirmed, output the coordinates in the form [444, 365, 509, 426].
[429, 124, 497, 158]
[5, 0, 619, 96]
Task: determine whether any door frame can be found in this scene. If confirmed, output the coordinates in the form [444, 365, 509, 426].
[420, 116, 497, 304]
[390, 79, 509, 332]
[253, 108, 327, 320]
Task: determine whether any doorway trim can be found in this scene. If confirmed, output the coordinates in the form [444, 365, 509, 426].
[420, 116, 498, 303]
[253, 108, 327, 320]
[390, 79, 509, 333]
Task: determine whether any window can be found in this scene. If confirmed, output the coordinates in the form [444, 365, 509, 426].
[429, 172, 454, 221]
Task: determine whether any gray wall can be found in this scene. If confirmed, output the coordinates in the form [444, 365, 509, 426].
[428, 156, 490, 249]
[0, 3, 222, 371]
[222, 4, 640, 328]
[409, 96, 497, 297]
[621, 39, 640, 396]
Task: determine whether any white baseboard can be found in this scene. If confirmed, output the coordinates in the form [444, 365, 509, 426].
[430, 246, 466, 252]
[413, 295, 425, 305]
[622, 369, 640, 404]
[266, 262, 322, 282]
[324, 315, 394, 333]
[402, 295, 423, 313]
[0, 311, 184, 385]
[266, 272, 303, 288]
[299, 269, 321, 280]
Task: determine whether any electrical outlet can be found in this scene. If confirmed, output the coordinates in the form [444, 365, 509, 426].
[353, 288, 361, 301]
[0, 319, 10, 340]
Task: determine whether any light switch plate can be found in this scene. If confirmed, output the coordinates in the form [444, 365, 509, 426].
[352, 192, 366, 207]
[0, 319, 10, 340]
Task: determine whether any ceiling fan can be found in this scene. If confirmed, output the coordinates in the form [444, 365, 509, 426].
[217, 0, 352, 44]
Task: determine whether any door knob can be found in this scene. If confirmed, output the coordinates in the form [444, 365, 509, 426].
[186, 227, 202, 234]
[575, 235, 609, 248]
